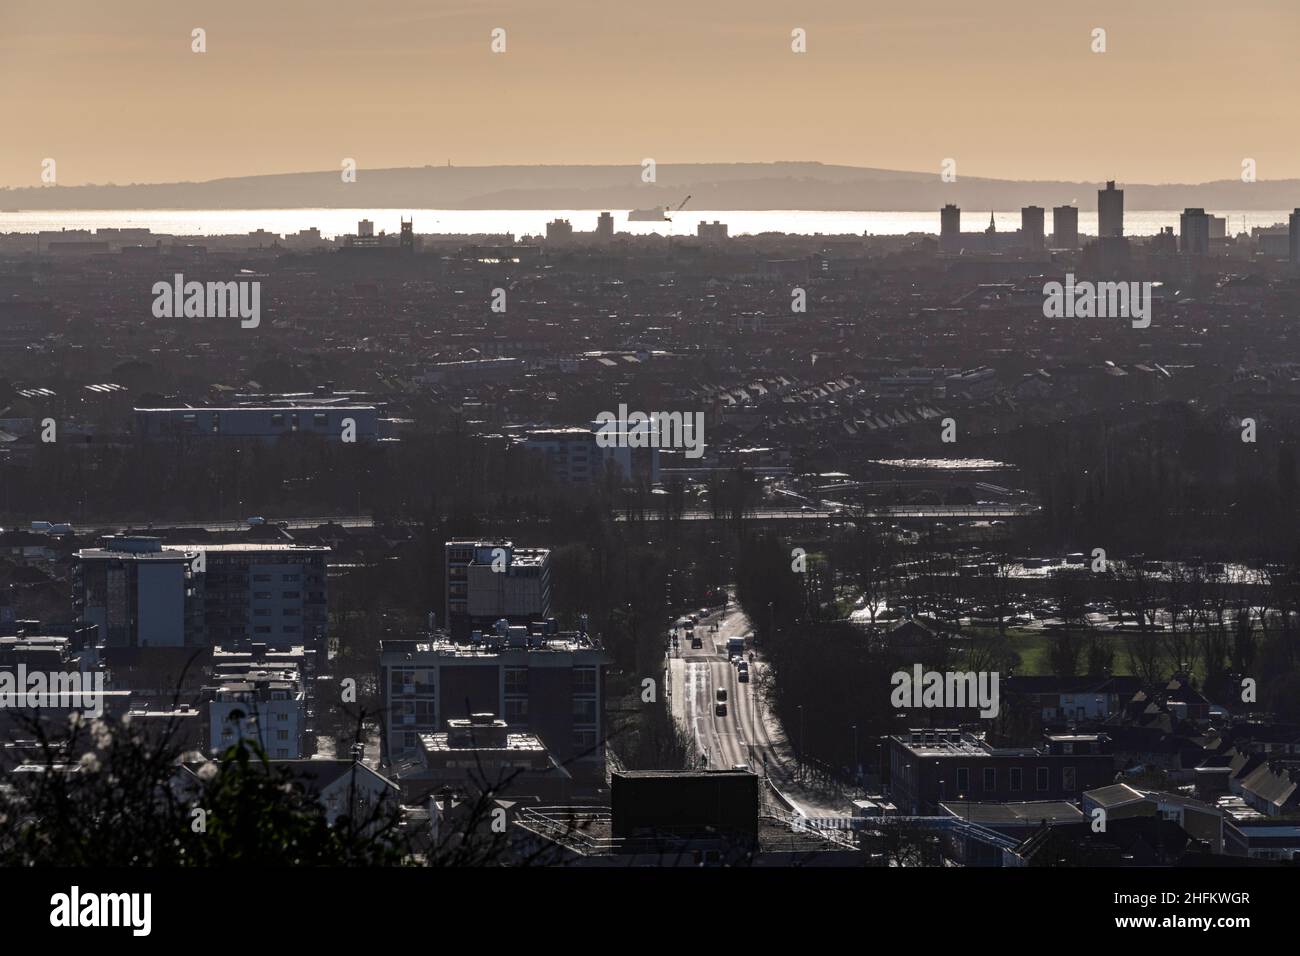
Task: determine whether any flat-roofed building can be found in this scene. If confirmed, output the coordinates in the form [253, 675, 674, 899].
[1180, 207, 1211, 256]
[193, 543, 328, 648]
[390, 712, 572, 804]
[76, 539, 328, 650]
[886, 729, 1113, 814]
[1052, 205, 1079, 249]
[208, 667, 305, 759]
[1098, 181, 1124, 238]
[134, 405, 379, 443]
[444, 540, 551, 637]
[1020, 206, 1045, 251]
[521, 426, 660, 485]
[379, 627, 606, 788]
[74, 536, 203, 647]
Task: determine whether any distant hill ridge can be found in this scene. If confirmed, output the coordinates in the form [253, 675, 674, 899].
[3, 162, 1298, 212]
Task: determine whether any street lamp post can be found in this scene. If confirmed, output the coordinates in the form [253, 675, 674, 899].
[852, 723, 859, 784]
[797, 704, 805, 783]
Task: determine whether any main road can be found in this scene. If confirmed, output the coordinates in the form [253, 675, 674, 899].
[669, 603, 851, 819]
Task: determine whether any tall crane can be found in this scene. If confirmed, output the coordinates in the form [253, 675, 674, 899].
[666, 194, 691, 221]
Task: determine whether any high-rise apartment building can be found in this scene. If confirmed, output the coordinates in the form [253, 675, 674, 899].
[940, 204, 961, 253]
[596, 211, 614, 242]
[1052, 205, 1079, 249]
[1180, 208, 1211, 256]
[1098, 181, 1124, 238]
[200, 544, 329, 646]
[1021, 206, 1045, 251]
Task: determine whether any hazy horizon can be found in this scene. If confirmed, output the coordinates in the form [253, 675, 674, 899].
[3, 0, 1298, 189]
[6, 160, 1300, 191]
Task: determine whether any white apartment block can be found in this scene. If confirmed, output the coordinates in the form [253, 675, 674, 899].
[209, 668, 305, 759]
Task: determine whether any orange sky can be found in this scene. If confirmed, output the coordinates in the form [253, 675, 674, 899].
[3, 0, 1297, 188]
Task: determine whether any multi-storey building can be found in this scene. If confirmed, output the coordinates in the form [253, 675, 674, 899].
[444, 540, 550, 638]
[75, 539, 327, 649]
[1020, 206, 1045, 251]
[208, 667, 305, 759]
[886, 729, 1113, 814]
[521, 426, 660, 486]
[1098, 181, 1124, 238]
[134, 404, 380, 443]
[697, 220, 729, 243]
[199, 544, 328, 647]
[1052, 205, 1079, 249]
[521, 428, 603, 484]
[940, 204, 961, 253]
[1180, 207, 1211, 256]
[596, 211, 615, 242]
[378, 625, 606, 788]
[74, 536, 203, 647]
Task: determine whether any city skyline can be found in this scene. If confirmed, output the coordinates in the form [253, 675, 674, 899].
[3, 0, 1299, 919]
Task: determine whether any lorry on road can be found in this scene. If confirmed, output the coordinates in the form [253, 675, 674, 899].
[727, 636, 745, 661]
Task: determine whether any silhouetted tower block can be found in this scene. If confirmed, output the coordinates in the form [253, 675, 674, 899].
[1179, 208, 1210, 256]
[940, 204, 960, 253]
[1053, 205, 1079, 249]
[1098, 181, 1124, 238]
[1021, 206, 1045, 251]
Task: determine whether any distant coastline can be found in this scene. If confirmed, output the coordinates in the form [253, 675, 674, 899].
[1, 162, 1297, 214]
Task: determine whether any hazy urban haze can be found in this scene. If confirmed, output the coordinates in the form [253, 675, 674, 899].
[3, 0, 1299, 187]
